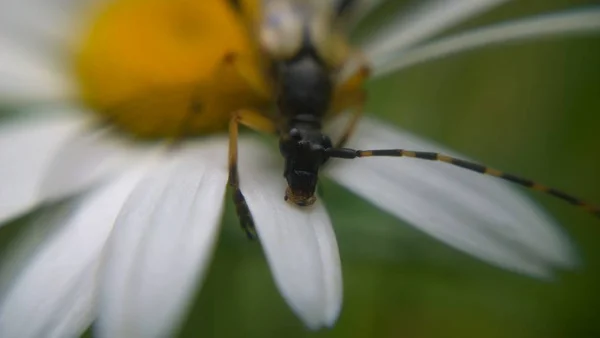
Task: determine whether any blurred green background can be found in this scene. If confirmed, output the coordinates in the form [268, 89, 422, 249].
[180, 1, 600, 337]
[2, 0, 600, 337]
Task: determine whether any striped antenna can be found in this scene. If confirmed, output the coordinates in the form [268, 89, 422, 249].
[326, 147, 600, 217]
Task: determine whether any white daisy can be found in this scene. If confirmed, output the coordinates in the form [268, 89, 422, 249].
[0, 0, 598, 337]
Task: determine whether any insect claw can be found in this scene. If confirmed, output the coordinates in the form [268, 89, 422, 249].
[243, 222, 258, 240]
[233, 188, 258, 240]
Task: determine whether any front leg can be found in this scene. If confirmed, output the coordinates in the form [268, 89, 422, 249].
[228, 109, 277, 239]
[331, 60, 370, 148]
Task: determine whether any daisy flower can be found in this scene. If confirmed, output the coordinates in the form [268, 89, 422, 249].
[0, 0, 598, 337]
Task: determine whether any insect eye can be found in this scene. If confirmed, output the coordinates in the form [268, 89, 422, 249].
[279, 139, 292, 156]
[321, 135, 332, 149]
[289, 128, 302, 140]
[280, 130, 300, 156]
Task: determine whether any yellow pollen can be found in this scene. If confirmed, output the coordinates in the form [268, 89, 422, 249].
[75, 0, 270, 138]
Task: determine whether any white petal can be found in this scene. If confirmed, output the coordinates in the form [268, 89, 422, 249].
[336, 0, 384, 31]
[0, 163, 150, 338]
[0, 0, 107, 51]
[0, 0, 74, 47]
[0, 112, 88, 225]
[39, 125, 153, 202]
[0, 0, 111, 105]
[0, 36, 74, 105]
[326, 116, 577, 278]
[238, 139, 342, 329]
[96, 138, 229, 338]
[361, 0, 509, 74]
[373, 8, 600, 76]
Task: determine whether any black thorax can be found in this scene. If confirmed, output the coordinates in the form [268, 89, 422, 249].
[272, 36, 333, 131]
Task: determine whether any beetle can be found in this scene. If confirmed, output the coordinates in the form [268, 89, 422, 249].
[222, 0, 598, 238]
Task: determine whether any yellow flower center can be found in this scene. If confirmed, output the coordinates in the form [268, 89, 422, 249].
[75, 0, 270, 138]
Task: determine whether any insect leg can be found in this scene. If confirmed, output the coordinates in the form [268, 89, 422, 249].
[334, 91, 365, 149]
[331, 62, 370, 148]
[228, 109, 277, 239]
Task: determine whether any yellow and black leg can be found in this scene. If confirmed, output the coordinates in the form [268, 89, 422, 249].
[228, 109, 277, 239]
[331, 62, 370, 148]
[334, 91, 366, 149]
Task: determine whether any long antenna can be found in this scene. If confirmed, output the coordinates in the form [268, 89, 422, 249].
[326, 147, 600, 217]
